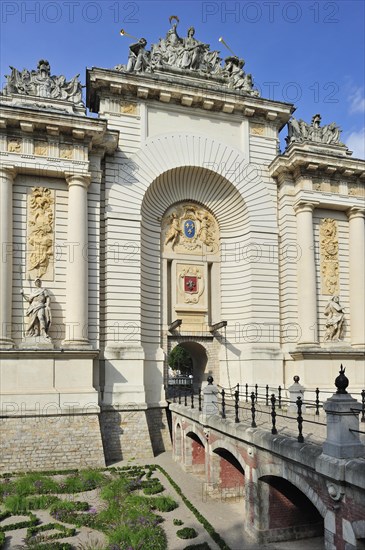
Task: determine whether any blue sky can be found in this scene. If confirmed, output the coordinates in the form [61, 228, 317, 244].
[1, 0, 364, 157]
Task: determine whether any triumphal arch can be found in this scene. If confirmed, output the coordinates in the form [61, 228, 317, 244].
[0, 20, 364, 469]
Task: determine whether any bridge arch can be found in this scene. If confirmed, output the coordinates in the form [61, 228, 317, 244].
[248, 463, 325, 543]
[210, 442, 246, 499]
[255, 462, 327, 518]
[185, 430, 206, 474]
[260, 475, 323, 529]
[210, 439, 247, 474]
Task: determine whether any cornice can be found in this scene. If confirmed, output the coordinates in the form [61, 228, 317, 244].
[0, 103, 119, 153]
[86, 67, 294, 128]
[269, 143, 365, 179]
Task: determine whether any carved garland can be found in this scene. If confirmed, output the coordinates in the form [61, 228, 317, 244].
[320, 218, 339, 295]
[27, 186, 54, 280]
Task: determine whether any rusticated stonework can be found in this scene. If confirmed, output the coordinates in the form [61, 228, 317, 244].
[27, 186, 54, 280]
[162, 203, 218, 254]
[320, 218, 339, 295]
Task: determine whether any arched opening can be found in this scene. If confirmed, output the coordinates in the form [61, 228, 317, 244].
[258, 475, 324, 543]
[212, 447, 245, 501]
[167, 341, 209, 398]
[184, 431, 206, 475]
[177, 341, 208, 389]
[138, 158, 275, 401]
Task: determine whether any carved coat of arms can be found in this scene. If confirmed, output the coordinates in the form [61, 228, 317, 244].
[162, 203, 217, 253]
[179, 266, 204, 304]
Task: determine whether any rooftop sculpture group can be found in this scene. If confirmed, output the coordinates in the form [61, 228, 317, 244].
[116, 17, 259, 96]
[286, 114, 343, 147]
[2, 59, 83, 106]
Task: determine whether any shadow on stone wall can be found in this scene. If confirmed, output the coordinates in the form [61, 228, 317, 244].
[146, 407, 172, 456]
[99, 409, 123, 464]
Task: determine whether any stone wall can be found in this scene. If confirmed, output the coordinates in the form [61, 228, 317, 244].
[0, 405, 172, 473]
[0, 413, 105, 472]
[146, 407, 172, 455]
[99, 405, 171, 463]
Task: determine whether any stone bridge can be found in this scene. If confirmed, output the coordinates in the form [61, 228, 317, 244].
[169, 396, 365, 549]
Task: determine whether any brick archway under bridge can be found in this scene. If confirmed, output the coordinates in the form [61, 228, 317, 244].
[170, 405, 365, 549]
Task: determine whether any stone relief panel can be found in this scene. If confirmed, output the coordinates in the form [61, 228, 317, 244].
[120, 101, 138, 115]
[60, 144, 74, 159]
[348, 182, 365, 197]
[27, 186, 54, 281]
[250, 123, 265, 136]
[320, 218, 339, 295]
[34, 141, 48, 156]
[162, 203, 218, 255]
[7, 138, 22, 153]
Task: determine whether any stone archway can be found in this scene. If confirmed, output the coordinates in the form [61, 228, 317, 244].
[107, 132, 280, 405]
[258, 475, 324, 543]
[179, 341, 208, 388]
[248, 462, 326, 545]
[168, 336, 227, 390]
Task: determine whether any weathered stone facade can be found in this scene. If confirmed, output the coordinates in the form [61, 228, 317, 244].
[0, 22, 364, 472]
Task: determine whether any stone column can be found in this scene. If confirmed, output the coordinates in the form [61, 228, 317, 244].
[294, 201, 319, 345]
[0, 166, 16, 348]
[347, 208, 365, 347]
[63, 173, 91, 348]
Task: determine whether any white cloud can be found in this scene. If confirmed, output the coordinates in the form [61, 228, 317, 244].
[348, 86, 365, 114]
[345, 128, 365, 159]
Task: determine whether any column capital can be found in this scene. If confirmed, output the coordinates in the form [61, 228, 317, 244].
[65, 172, 91, 188]
[346, 206, 365, 221]
[0, 165, 17, 180]
[293, 200, 319, 215]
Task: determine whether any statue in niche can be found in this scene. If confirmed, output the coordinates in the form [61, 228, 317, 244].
[324, 296, 345, 342]
[20, 278, 52, 340]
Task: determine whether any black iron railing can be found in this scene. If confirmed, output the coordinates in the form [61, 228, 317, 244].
[168, 381, 365, 444]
